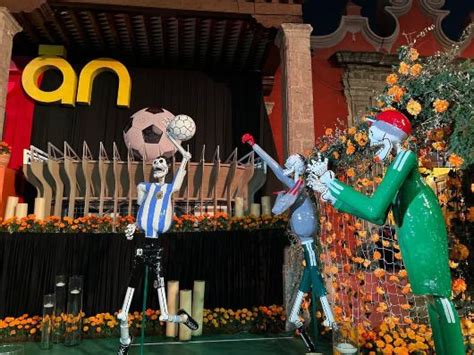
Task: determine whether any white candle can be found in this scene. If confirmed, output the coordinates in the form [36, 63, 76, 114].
[234, 197, 244, 217]
[179, 290, 192, 341]
[166, 281, 180, 337]
[250, 203, 261, 217]
[34, 198, 46, 220]
[15, 203, 28, 218]
[261, 196, 272, 216]
[4, 196, 18, 220]
[191, 281, 205, 336]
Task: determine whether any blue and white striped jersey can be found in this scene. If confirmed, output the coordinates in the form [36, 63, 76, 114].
[137, 182, 175, 238]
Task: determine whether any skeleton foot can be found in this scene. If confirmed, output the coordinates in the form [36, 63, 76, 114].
[296, 326, 316, 352]
[159, 310, 199, 330]
[117, 341, 131, 355]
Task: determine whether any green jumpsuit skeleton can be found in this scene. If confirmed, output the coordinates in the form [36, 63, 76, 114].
[306, 110, 465, 355]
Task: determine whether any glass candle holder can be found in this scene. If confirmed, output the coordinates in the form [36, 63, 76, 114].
[332, 325, 359, 355]
[53, 275, 67, 343]
[40, 294, 56, 350]
[64, 276, 83, 347]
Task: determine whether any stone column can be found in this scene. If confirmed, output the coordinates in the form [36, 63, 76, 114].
[0, 8, 22, 139]
[276, 23, 314, 157]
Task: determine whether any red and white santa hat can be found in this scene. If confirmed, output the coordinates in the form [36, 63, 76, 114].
[367, 110, 412, 140]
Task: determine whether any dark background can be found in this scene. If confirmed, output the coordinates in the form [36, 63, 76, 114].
[0, 230, 289, 317]
[31, 67, 275, 162]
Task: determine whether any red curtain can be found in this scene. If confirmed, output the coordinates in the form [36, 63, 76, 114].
[3, 61, 36, 170]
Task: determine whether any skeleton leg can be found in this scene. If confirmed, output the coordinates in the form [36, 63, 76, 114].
[289, 267, 316, 352]
[117, 248, 144, 354]
[151, 249, 198, 330]
[303, 241, 337, 329]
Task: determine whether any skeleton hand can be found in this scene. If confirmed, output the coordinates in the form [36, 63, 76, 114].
[306, 154, 329, 177]
[242, 133, 255, 146]
[306, 173, 327, 193]
[321, 189, 337, 205]
[125, 224, 136, 240]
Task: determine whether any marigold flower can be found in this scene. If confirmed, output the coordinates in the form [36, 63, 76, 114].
[354, 132, 368, 146]
[398, 270, 407, 278]
[332, 151, 340, 160]
[371, 233, 380, 243]
[374, 268, 385, 278]
[450, 243, 469, 261]
[433, 99, 449, 113]
[452, 278, 467, 295]
[346, 144, 356, 155]
[376, 302, 388, 313]
[347, 127, 357, 135]
[400, 303, 411, 310]
[409, 48, 419, 61]
[431, 142, 446, 151]
[373, 251, 381, 260]
[398, 62, 410, 75]
[386, 73, 398, 85]
[387, 85, 405, 103]
[409, 63, 422, 76]
[448, 153, 464, 167]
[325, 128, 333, 135]
[346, 168, 355, 177]
[406, 98, 422, 116]
[401, 284, 411, 297]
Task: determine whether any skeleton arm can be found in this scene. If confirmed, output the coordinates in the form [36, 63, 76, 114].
[326, 150, 417, 225]
[167, 134, 192, 193]
[242, 134, 294, 188]
[137, 183, 147, 205]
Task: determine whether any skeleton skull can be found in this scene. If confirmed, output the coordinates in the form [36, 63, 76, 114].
[369, 125, 396, 162]
[283, 154, 306, 180]
[152, 157, 169, 180]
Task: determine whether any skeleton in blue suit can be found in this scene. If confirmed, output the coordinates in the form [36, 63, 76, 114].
[242, 133, 336, 352]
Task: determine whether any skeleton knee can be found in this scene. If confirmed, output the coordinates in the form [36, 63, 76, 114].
[117, 311, 128, 322]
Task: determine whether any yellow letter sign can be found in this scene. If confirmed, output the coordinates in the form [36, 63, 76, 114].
[22, 56, 77, 106]
[77, 58, 131, 108]
[21, 57, 132, 107]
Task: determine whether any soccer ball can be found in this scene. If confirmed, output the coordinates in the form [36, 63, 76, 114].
[123, 107, 181, 160]
[167, 115, 196, 141]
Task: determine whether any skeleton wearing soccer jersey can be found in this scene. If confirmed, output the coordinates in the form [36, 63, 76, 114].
[242, 133, 336, 353]
[307, 110, 465, 355]
[117, 135, 198, 355]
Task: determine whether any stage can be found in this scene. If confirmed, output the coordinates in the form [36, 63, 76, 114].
[0, 230, 289, 317]
[18, 333, 331, 355]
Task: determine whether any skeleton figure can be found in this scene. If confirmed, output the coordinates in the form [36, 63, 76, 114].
[306, 110, 465, 355]
[242, 133, 336, 353]
[117, 135, 198, 355]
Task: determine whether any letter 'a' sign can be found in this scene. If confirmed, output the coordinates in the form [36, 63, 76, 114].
[21, 56, 132, 107]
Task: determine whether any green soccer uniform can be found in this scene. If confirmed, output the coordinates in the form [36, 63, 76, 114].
[324, 149, 465, 355]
